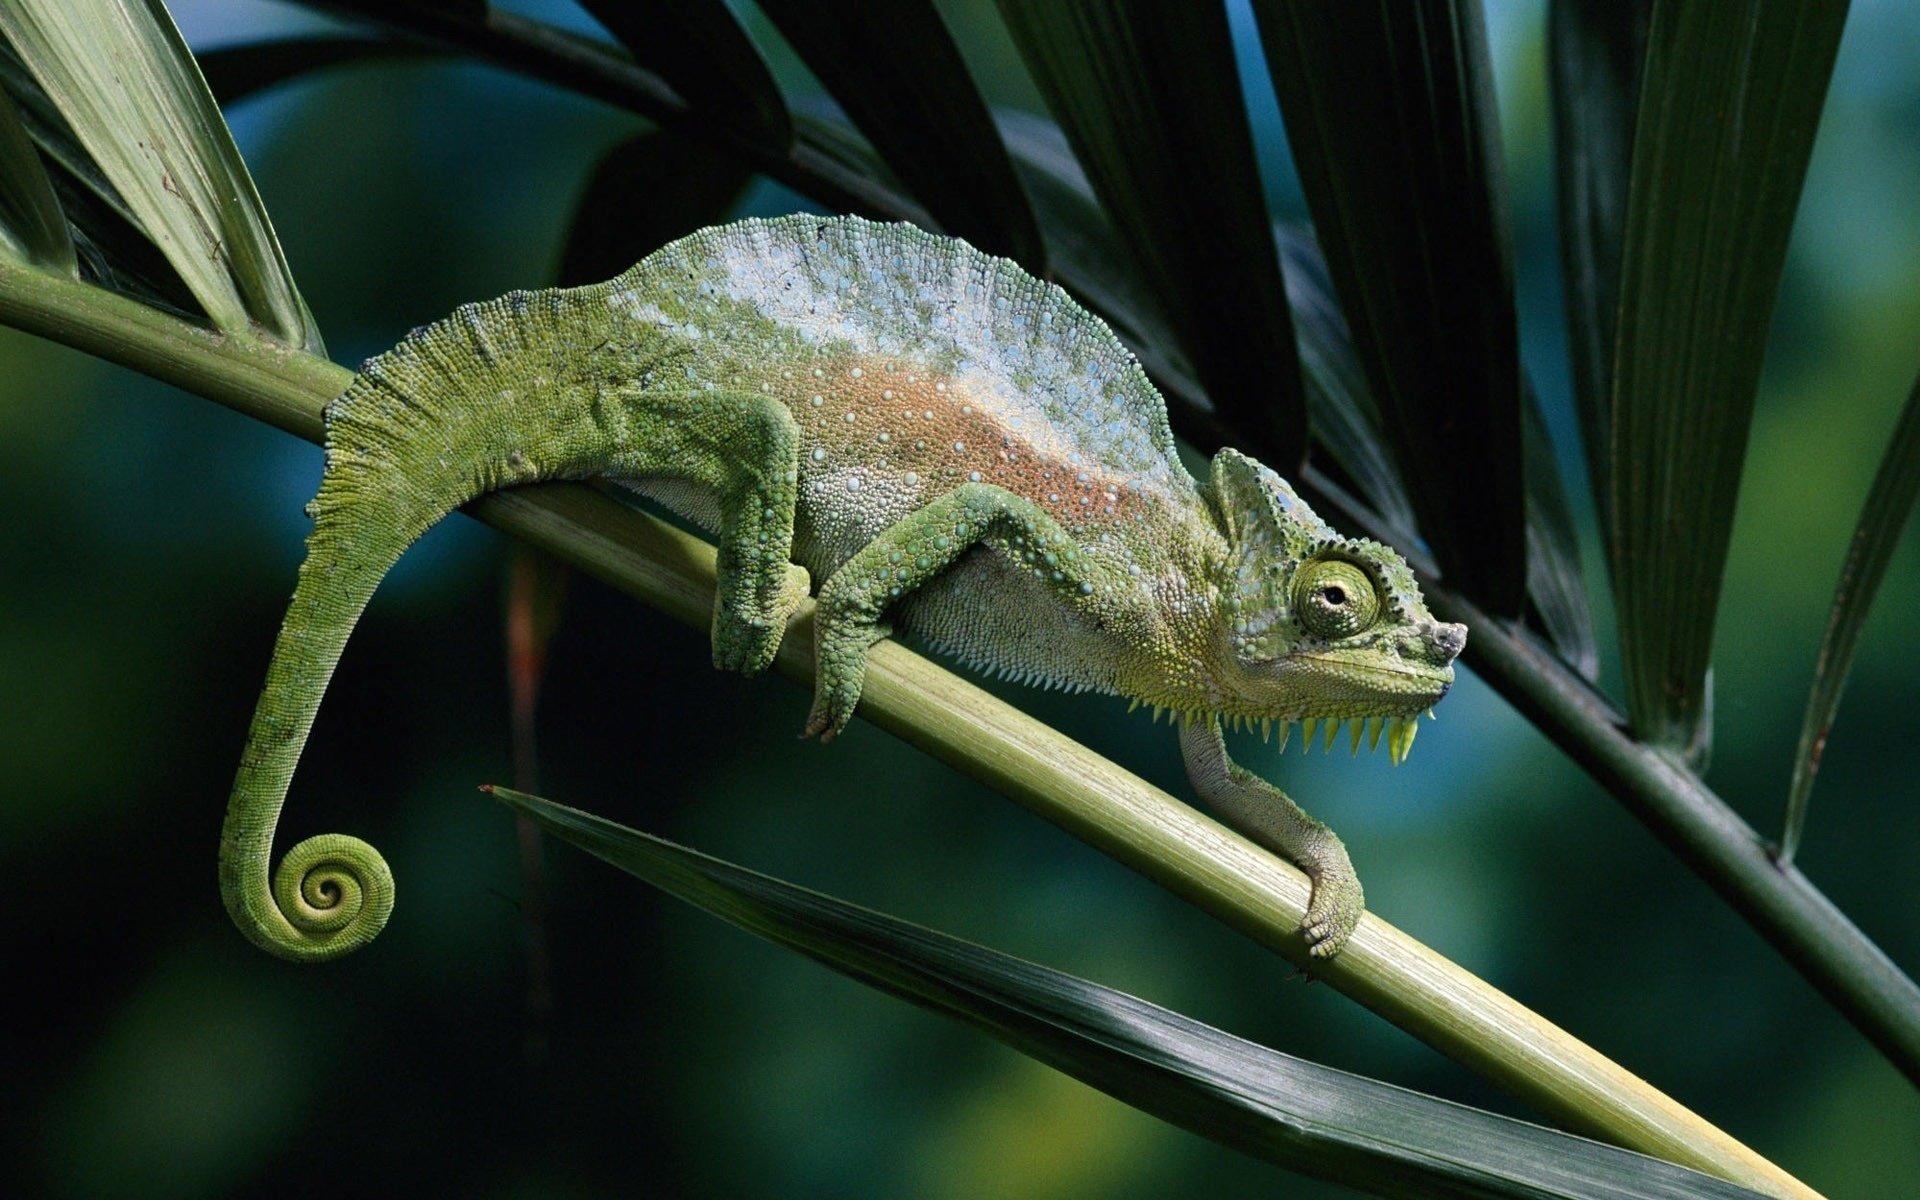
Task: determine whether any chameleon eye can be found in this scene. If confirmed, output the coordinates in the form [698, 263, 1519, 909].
[1293, 560, 1380, 639]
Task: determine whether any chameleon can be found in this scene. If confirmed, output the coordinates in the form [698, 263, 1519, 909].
[220, 214, 1465, 964]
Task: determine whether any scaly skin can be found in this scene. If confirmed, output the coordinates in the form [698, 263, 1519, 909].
[219, 216, 1464, 962]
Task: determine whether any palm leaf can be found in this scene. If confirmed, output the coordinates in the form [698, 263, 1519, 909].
[491, 785, 1769, 1200]
[0, 0, 321, 350]
[1525, 387, 1601, 680]
[0, 78, 68, 270]
[1547, 0, 1651, 527]
[578, 0, 791, 154]
[994, 0, 1307, 468]
[1606, 0, 1850, 761]
[194, 35, 430, 106]
[758, 0, 1043, 267]
[1252, 0, 1526, 614]
[1277, 223, 1419, 546]
[555, 128, 753, 287]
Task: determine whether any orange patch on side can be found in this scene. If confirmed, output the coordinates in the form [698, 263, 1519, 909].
[772, 352, 1145, 527]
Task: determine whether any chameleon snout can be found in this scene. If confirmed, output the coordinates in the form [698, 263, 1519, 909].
[1396, 619, 1467, 673]
[1430, 620, 1467, 661]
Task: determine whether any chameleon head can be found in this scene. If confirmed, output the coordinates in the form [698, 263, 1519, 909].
[1201, 449, 1466, 761]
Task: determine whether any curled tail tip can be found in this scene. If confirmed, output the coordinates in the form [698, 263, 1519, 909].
[226, 832, 395, 963]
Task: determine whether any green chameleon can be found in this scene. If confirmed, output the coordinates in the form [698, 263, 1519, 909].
[221, 215, 1465, 964]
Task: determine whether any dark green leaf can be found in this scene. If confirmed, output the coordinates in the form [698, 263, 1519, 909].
[1548, 0, 1650, 530]
[556, 127, 753, 286]
[757, 0, 1043, 267]
[1780, 375, 1920, 863]
[1, 35, 206, 313]
[1252, 0, 1526, 614]
[991, 108, 1195, 399]
[1607, 1, 1850, 762]
[492, 786, 1767, 1200]
[0, 0, 323, 350]
[0, 77, 69, 271]
[578, 0, 791, 155]
[994, 0, 1306, 469]
[1275, 223, 1418, 543]
[1524, 387, 1600, 680]
[195, 35, 431, 106]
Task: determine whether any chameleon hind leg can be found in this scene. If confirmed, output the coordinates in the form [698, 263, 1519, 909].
[617, 388, 810, 673]
[803, 482, 1109, 740]
[1178, 716, 1364, 957]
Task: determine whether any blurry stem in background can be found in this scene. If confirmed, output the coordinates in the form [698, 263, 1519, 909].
[291, 3, 1920, 1087]
[505, 543, 569, 1066]
[0, 260, 1821, 1199]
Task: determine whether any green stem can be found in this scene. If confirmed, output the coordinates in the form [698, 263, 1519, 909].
[1, 257, 1822, 1198]
[1436, 592, 1920, 1089]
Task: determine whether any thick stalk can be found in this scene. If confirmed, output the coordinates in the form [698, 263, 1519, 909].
[1, 258, 1818, 1198]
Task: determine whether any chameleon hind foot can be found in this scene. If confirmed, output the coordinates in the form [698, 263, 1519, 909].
[712, 564, 810, 674]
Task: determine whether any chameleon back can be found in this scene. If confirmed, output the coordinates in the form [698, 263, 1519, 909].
[613, 218, 1216, 687]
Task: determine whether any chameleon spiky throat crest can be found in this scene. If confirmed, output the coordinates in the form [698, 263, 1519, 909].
[215, 215, 1465, 964]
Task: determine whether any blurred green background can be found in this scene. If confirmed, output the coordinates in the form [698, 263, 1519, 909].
[5, 0, 1920, 1196]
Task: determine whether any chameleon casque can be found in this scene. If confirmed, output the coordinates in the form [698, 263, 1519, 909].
[221, 215, 1465, 964]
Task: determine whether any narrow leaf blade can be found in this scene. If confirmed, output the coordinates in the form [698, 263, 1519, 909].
[1524, 386, 1601, 679]
[0, 0, 322, 349]
[992, 108, 1196, 403]
[0, 75, 69, 270]
[1276, 223, 1419, 543]
[1252, 0, 1526, 613]
[757, 0, 1043, 267]
[492, 786, 1768, 1200]
[1780, 375, 1920, 862]
[1547, 0, 1651, 527]
[556, 128, 753, 287]
[579, 0, 792, 154]
[1608, 1, 1851, 760]
[994, 0, 1307, 468]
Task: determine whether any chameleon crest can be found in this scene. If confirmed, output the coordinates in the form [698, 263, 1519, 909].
[218, 216, 1463, 963]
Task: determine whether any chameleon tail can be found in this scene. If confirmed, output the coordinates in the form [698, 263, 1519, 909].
[221, 288, 606, 961]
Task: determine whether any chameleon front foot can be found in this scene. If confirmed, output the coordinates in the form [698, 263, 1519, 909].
[1300, 860, 1364, 958]
[802, 614, 891, 742]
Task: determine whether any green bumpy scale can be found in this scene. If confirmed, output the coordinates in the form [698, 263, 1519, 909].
[221, 215, 1465, 962]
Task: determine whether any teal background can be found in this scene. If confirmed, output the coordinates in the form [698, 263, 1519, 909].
[4, 0, 1919, 1195]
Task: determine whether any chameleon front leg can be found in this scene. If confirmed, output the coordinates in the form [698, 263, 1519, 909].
[1178, 716, 1364, 957]
[803, 482, 1103, 740]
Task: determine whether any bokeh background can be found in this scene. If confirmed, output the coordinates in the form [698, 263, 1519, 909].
[5, 0, 1920, 1196]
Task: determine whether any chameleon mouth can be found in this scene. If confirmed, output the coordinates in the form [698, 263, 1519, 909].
[1214, 710, 1437, 765]
[1129, 704, 1439, 765]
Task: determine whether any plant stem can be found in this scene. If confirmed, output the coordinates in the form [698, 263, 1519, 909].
[1436, 594, 1920, 1088]
[1, 257, 1822, 1198]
